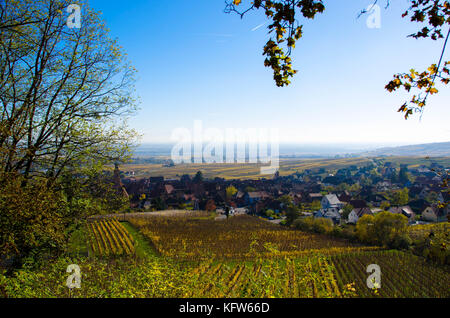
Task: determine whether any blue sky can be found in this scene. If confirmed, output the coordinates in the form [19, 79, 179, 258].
[90, 0, 450, 146]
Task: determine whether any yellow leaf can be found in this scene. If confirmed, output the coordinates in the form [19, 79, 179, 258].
[428, 87, 438, 94]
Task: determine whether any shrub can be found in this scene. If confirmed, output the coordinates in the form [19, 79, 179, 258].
[312, 218, 333, 234]
[390, 234, 412, 250]
[293, 217, 333, 234]
[356, 212, 410, 248]
[0, 173, 66, 266]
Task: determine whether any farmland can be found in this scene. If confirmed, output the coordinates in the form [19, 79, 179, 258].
[127, 215, 377, 260]
[87, 219, 135, 257]
[330, 250, 450, 297]
[119, 156, 450, 180]
[2, 212, 449, 298]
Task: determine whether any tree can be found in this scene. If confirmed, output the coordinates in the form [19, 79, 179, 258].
[0, 173, 66, 260]
[356, 212, 410, 248]
[380, 201, 391, 211]
[342, 204, 354, 220]
[355, 214, 376, 244]
[390, 188, 410, 206]
[0, 0, 138, 183]
[279, 194, 293, 207]
[0, 0, 137, 262]
[152, 197, 167, 211]
[285, 204, 300, 225]
[399, 166, 410, 184]
[310, 200, 322, 212]
[193, 171, 204, 183]
[226, 0, 450, 117]
[265, 209, 275, 218]
[226, 185, 238, 201]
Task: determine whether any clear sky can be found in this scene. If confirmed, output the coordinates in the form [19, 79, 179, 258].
[90, 0, 450, 146]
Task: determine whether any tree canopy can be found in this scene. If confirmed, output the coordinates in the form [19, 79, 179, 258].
[226, 0, 450, 118]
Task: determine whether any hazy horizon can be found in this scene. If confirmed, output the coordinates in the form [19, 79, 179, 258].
[133, 140, 450, 158]
[91, 0, 450, 146]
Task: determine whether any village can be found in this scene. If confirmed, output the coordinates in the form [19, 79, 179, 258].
[117, 159, 449, 226]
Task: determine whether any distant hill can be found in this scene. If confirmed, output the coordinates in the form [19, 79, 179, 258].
[361, 142, 450, 157]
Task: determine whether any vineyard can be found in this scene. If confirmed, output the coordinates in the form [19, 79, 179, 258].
[87, 219, 135, 257]
[183, 250, 450, 298]
[2, 213, 449, 298]
[184, 256, 343, 298]
[127, 215, 378, 260]
[330, 250, 450, 297]
[408, 222, 449, 241]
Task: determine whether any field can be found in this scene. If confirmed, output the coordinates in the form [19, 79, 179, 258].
[330, 250, 450, 297]
[119, 156, 450, 180]
[2, 212, 449, 298]
[408, 222, 449, 241]
[87, 219, 135, 257]
[120, 213, 449, 298]
[127, 215, 377, 260]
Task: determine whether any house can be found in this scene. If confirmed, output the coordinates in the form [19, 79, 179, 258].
[388, 206, 416, 223]
[315, 207, 341, 224]
[422, 205, 448, 222]
[245, 191, 270, 204]
[338, 191, 352, 204]
[347, 207, 373, 224]
[308, 193, 323, 202]
[321, 194, 344, 209]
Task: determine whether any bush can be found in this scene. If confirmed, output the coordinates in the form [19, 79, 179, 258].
[356, 212, 410, 248]
[265, 209, 275, 218]
[312, 218, 334, 234]
[0, 173, 66, 266]
[293, 217, 333, 234]
[390, 234, 412, 250]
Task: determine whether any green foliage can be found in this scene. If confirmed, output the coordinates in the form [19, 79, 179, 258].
[285, 202, 300, 225]
[193, 171, 204, 183]
[226, 0, 325, 87]
[310, 200, 322, 211]
[0, 256, 189, 298]
[342, 204, 354, 220]
[380, 201, 391, 211]
[398, 166, 410, 183]
[0, 0, 137, 266]
[0, 0, 138, 179]
[151, 197, 167, 211]
[385, 1, 450, 118]
[227, 1, 449, 117]
[410, 223, 450, 265]
[0, 173, 66, 263]
[226, 185, 238, 200]
[356, 212, 410, 249]
[293, 216, 333, 234]
[389, 188, 410, 206]
[245, 186, 256, 193]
